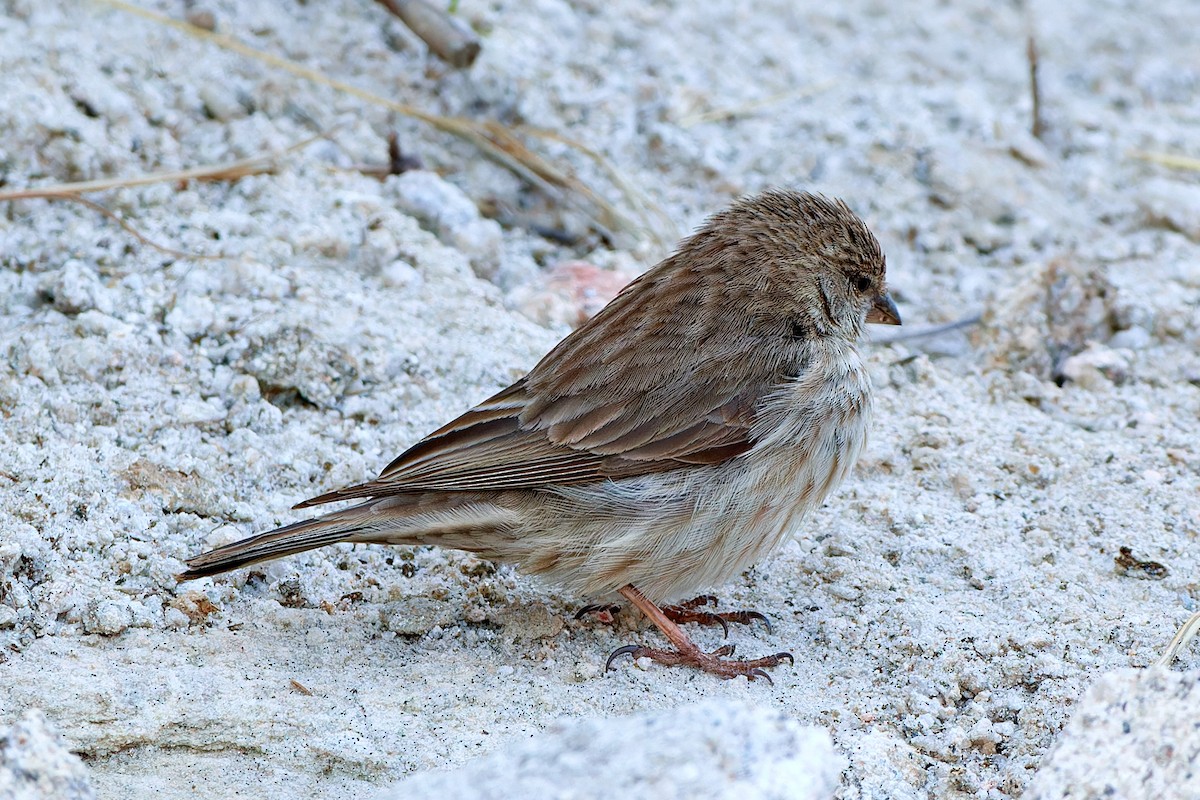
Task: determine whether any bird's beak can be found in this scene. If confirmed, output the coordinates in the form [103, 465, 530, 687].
[866, 292, 901, 325]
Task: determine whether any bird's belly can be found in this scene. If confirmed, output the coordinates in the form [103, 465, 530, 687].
[519, 360, 872, 603]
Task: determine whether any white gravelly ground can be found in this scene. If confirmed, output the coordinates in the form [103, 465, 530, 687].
[2, 1, 1200, 798]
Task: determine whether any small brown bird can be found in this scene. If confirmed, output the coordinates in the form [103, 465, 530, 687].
[180, 190, 900, 682]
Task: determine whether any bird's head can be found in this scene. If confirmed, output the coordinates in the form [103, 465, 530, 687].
[694, 189, 901, 340]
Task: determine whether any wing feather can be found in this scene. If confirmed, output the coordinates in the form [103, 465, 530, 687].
[296, 247, 803, 509]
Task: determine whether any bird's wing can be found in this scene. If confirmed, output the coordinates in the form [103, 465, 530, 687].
[296, 262, 797, 507]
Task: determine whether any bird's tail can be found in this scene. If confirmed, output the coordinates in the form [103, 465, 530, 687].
[176, 492, 519, 581]
[177, 509, 372, 581]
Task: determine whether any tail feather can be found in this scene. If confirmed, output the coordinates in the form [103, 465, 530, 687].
[178, 492, 521, 581]
[177, 514, 365, 581]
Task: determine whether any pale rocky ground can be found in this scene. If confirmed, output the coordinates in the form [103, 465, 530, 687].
[2, 0, 1200, 798]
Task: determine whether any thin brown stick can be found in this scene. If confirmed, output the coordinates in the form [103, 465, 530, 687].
[677, 82, 837, 128]
[17, 194, 222, 260]
[348, 132, 423, 178]
[0, 153, 277, 202]
[0, 135, 326, 258]
[1027, 34, 1045, 140]
[376, 0, 480, 69]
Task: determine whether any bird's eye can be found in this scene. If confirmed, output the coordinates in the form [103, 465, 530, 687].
[852, 275, 872, 293]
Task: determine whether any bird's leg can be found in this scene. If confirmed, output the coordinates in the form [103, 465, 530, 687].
[660, 594, 773, 638]
[606, 584, 792, 683]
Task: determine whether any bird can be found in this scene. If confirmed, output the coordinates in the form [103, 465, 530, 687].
[179, 189, 900, 682]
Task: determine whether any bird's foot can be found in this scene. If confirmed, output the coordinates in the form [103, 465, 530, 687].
[605, 584, 792, 684]
[606, 642, 793, 684]
[661, 594, 773, 637]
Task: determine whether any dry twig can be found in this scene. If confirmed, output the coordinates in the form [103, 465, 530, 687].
[0, 151, 280, 202]
[376, 0, 481, 69]
[1027, 34, 1045, 140]
[349, 132, 423, 178]
[11, 194, 217, 260]
[677, 82, 837, 128]
[0, 136, 324, 258]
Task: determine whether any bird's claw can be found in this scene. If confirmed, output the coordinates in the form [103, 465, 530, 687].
[727, 610, 773, 635]
[661, 596, 774, 637]
[605, 644, 643, 671]
[748, 668, 773, 685]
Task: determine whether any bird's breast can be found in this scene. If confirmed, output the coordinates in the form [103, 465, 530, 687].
[738, 343, 872, 542]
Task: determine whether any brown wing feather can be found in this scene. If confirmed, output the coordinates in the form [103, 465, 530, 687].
[296, 240, 801, 509]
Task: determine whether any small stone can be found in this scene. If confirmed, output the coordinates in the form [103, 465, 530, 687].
[1058, 344, 1129, 389]
[226, 374, 261, 403]
[164, 607, 191, 629]
[389, 171, 502, 275]
[967, 718, 1000, 754]
[508, 261, 634, 328]
[1137, 178, 1200, 242]
[380, 260, 422, 290]
[489, 601, 565, 641]
[241, 325, 360, 409]
[185, 7, 217, 31]
[41, 260, 111, 316]
[82, 598, 133, 636]
[380, 597, 458, 636]
[1108, 326, 1151, 350]
[198, 84, 246, 121]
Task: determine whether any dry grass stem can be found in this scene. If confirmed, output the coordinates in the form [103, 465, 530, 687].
[15, 194, 223, 260]
[0, 152, 281, 203]
[1131, 150, 1200, 172]
[0, 135, 329, 259]
[93, 0, 648, 242]
[677, 82, 837, 128]
[1155, 610, 1200, 667]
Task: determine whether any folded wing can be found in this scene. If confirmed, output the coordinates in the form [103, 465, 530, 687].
[296, 257, 798, 508]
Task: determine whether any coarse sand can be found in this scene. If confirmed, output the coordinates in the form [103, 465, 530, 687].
[2, 1, 1200, 797]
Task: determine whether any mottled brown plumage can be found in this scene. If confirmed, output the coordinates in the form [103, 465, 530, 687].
[180, 189, 899, 682]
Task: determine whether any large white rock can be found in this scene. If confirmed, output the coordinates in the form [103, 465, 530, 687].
[1027, 668, 1200, 800]
[378, 700, 842, 800]
[0, 710, 96, 800]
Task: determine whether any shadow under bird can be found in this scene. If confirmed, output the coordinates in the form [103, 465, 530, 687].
[180, 189, 901, 682]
